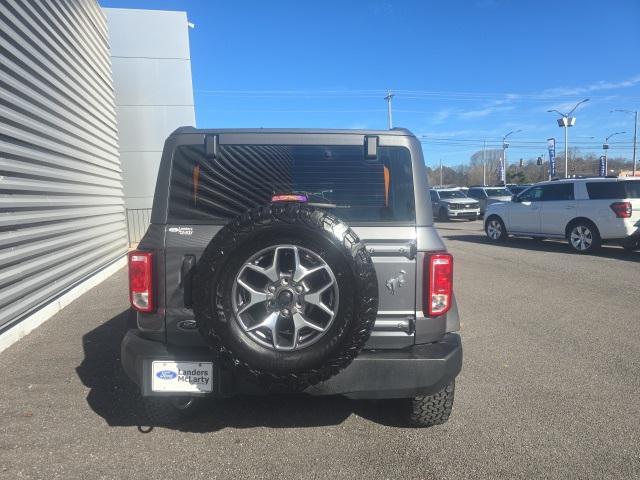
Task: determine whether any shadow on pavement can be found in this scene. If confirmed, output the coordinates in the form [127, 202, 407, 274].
[445, 233, 640, 262]
[76, 310, 408, 432]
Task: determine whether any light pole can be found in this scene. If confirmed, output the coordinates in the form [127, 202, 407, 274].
[384, 90, 394, 129]
[482, 139, 487, 186]
[439, 158, 443, 187]
[603, 131, 626, 176]
[547, 98, 590, 178]
[611, 109, 638, 176]
[502, 129, 522, 186]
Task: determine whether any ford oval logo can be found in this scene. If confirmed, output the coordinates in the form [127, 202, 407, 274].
[156, 370, 177, 380]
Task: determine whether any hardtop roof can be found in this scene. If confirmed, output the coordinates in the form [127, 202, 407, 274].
[170, 126, 415, 137]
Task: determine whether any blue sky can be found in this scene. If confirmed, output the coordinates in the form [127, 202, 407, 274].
[100, 0, 640, 167]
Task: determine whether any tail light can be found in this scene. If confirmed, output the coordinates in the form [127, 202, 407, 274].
[128, 251, 154, 312]
[423, 253, 453, 317]
[610, 202, 632, 218]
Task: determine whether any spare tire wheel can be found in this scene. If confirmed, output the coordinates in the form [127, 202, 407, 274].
[193, 203, 379, 390]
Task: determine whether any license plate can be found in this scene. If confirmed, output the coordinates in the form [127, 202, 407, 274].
[151, 361, 214, 393]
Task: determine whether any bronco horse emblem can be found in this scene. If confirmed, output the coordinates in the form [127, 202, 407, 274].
[385, 270, 406, 295]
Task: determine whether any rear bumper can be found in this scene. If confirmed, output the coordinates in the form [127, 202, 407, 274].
[121, 330, 462, 400]
[448, 210, 480, 218]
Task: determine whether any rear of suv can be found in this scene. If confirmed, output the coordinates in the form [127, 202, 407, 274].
[484, 178, 640, 253]
[467, 186, 513, 216]
[121, 128, 462, 427]
[430, 187, 480, 221]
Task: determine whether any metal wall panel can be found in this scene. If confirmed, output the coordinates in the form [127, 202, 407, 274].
[0, 0, 127, 331]
[104, 8, 195, 210]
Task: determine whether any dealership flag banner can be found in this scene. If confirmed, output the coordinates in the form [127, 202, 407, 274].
[499, 157, 505, 182]
[547, 138, 556, 177]
[599, 156, 606, 177]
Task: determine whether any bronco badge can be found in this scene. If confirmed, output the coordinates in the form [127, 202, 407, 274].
[385, 270, 406, 295]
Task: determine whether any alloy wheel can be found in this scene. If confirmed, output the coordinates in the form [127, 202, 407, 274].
[231, 245, 339, 351]
[487, 219, 503, 240]
[570, 225, 593, 251]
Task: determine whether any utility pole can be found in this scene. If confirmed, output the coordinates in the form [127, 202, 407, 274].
[482, 139, 487, 186]
[502, 130, 522, 186]
[548, 98, 589, 178]
[603, 131, 626, 176]
[634, 111, 638, 176]
[439, 158, 443, 187]
[613, 110, 638, 176]
[384, 90, 394, 129]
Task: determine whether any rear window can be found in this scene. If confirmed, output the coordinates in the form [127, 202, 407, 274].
[586, 180, 640, 199]
[168, 144, 415, 224]
[437, 190, 466, 199]
[486, 188, 511, 197]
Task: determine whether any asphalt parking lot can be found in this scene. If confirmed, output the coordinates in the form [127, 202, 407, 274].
[1, 221, 638, 480]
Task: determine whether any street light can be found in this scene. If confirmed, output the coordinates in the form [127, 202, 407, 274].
[384, 90, 394, 129]
[611, 109, 638, 176]
[547, 98, 590, 178]
[603, 131, 626, 175]
[501, 129, 522, 186]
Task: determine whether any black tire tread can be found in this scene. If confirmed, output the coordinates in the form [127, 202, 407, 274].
[408, 381, 455, 428]
[193, 203, 378, 392]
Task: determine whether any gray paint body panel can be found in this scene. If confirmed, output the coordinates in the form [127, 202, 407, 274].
[0, 0, 127, 331]
[138, 128, 459, 349]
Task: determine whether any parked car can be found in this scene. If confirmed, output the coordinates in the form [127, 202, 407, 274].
[430, 187, 480, 221]
[506, 184, 532, 196]
[484, 178, 640, 253]
[122, 127, 462, 427]
[467, 186, 514, 216]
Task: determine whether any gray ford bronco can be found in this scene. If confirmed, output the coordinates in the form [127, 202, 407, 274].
[122, 128, 462, 427]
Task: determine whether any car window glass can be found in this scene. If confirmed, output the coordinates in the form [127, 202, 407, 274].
[518, 186, 543, 201]
[485, 188, 511, 197]
[437, 190, 466, 199]
[586, 181, 640, 199]
[169, 144, 416, 224]
[541, 183, 574, 201]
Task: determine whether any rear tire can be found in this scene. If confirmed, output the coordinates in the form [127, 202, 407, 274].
[566, 220, 601, 254]
[621, 239, 639, 252]
[407, 381, 455, 427]
[485, 216, 507, 242]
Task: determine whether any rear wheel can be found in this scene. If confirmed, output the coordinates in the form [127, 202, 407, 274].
[406, 381, 455, 427]
[621, 239, 639, 252]
[485, 216, 507, 242]
[567, 220, 601, 254]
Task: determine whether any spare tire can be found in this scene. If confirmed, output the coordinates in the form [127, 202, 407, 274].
[193, 202, 378, 390]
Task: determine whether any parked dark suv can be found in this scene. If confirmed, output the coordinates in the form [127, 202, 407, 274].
[122, 128, 462, 427]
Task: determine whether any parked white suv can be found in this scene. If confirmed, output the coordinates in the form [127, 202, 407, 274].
[430, 188, 480, 221]
[484, 178, 640, 253]
[467, 186, 513, 216]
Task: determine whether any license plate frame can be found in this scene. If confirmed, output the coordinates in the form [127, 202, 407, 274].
[151, 360, 214, 393]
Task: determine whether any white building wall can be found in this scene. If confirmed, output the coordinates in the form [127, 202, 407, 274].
[104, 8, 196, 210]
